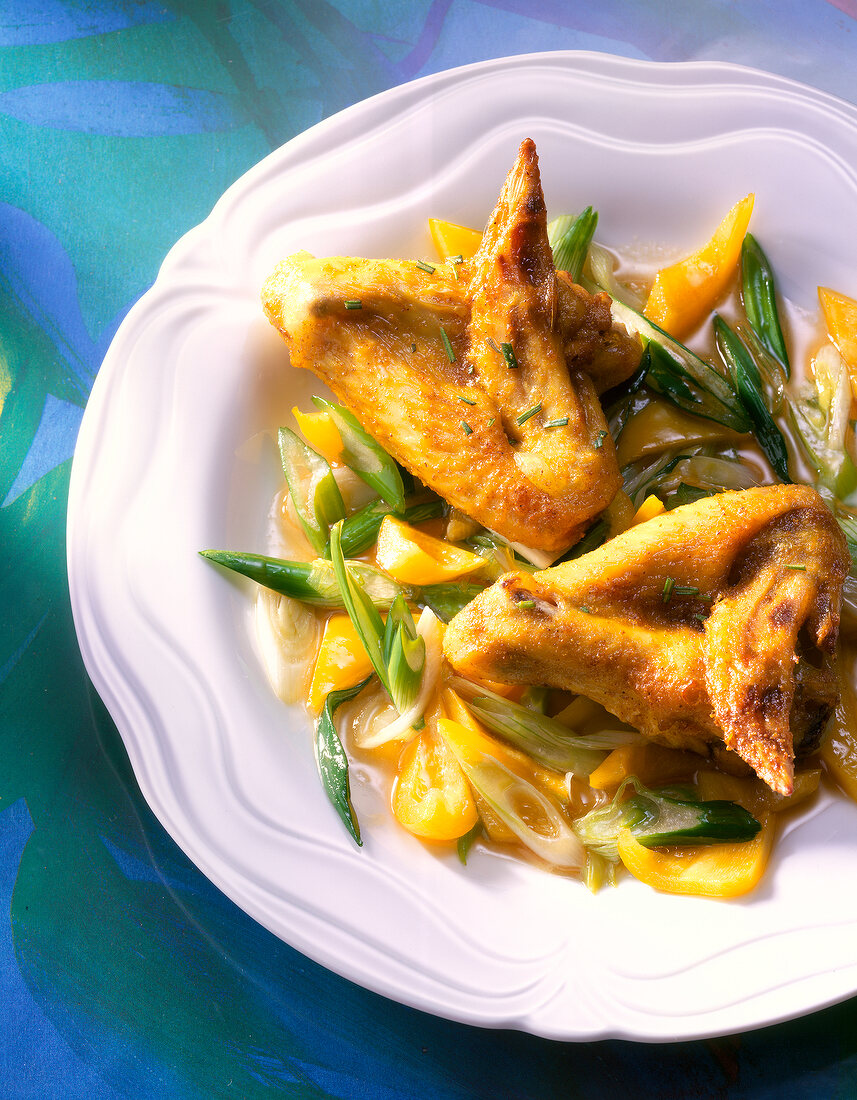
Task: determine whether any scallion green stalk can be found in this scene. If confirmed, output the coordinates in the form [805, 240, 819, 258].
[278, 427, 346, 554]
[312, 397, 405, 511]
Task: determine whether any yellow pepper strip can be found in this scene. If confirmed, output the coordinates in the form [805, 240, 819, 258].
[821, 645, 857, 801]
[818, 287, 857, 401]
[375, 515, 485, 585]
[307, 613, 374, 714]
[617, 398, 744, 468]
[292, 406, 344, 465]
[643, 194, 755, 339]
[428, 218, 483, 261]
[587, 741, 697, 792]
[391, 728, 478, 841]
[617, 817, 773, 898]
[630, 494, 665, 527]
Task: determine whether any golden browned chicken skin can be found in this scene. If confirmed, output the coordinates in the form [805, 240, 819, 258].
[261, 139, 641, 553]
[443, 485, 849, 795]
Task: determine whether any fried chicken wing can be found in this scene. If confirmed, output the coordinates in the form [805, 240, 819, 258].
[261, 139, 641, 553]
[443, 485, 849, 794]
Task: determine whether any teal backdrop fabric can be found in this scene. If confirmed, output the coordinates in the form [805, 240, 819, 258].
[3, 2, 857, 1096]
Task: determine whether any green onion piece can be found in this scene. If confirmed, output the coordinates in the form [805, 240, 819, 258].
[418, 582, 484, 622]
[450, 752, 584, 869]
[316, 677, 372, 845]
[501, 342, 519, 370]
[329, 520, 389, 692]
[449, 254, 464, 264]
[311, 397, 405, 511]
[457, 819, 483, 864]
[383, 594, 425, 715]
[713, 315, 792, 483]
[416, 260, 436, 273]
[516, 402, 542, 426]
[199, 549, 403, 609]
[662, 577, 675, 603]
[278, 427, 346, 555]
[573, 778, 761, 860]
[548, 207, 598, 283]
[741, 233, 791, 378]
[461, 421, 473, 435]
[516, 599, 536, 610]
[466, 693, 607, 775]
[440, 326, 456, 362]
[344, 299, 362, 310]
[693, 613, 707, 624]
[625, 788, 761, 847]
[608, 300, 751, 432]
[544, 417, 569, 429]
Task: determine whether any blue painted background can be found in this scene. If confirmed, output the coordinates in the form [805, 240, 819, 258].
[3, 2, 857, 1096]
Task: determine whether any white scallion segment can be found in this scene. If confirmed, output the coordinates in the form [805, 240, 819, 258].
[254, 589, 320, 704]
[658, 455, 760, 495]
[352, 608, 444, 749]
[458, 754, 585, 870]
[586, 242, 645, 310]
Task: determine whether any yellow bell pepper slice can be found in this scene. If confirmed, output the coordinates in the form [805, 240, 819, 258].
[428, 218, 483, 261]
[391, 728, 478, 841]
[307, 613, 373, 714]
[587, 741, 697, 792]
[617, 817, 773, 898]
[821, 645, 857, 801]
[292, 406, 343, 465]
[818, 287, 857, 401]
[617, 398, 743, 468]
[375, 515, 485, 585]
[643, 194, 755, 339]
[630, 494, 665, 527]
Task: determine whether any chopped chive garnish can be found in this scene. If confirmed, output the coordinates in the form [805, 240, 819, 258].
[486, 338, 500, 353]
[785, 563, 807, 571]
[662, 577, 675, 603]
[449, 254, 463, 264]
[487, 417, 495, 426]
[516, 402, 542, 426]
[593, 429, 608, 449]
[410, 343, 417, 353]
[461, 421, 473, 435]
[416, 260, 436, 273]
[580, 605, 591, 614]
[466, 364, 475, 375]
[693, 613, 707, 624]
[544, 417, 569, 429]
[344, 299, 362, 310]
[440, 327, 456, 362]
[516, 599, 536, 610]
[674, 585, 700, 596]
[501, 342, 519, 370]
[459, 395, 476, 405]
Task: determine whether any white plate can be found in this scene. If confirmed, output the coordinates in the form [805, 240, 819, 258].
[68, 52, 857, 1041]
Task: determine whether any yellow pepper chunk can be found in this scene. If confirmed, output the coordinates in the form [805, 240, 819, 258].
[617, 398, 743, 468]
[643, 194, 755, 339]
[391, 728, 478, 841]
[821, 645, 857, 801]
[292, 406, 343, 464]
[630, 494, 665, 527]
[587, 741, 697, 792]
[617, 818, 773, 898]
[307, 613, 373, 714]
[819, 287, 857, 401]
[428, 218, 483, 261]
[375, 515, 485, 585]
